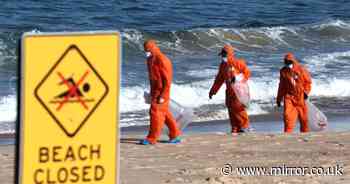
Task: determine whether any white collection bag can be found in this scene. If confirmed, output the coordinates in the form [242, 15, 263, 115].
[232, 81, 251, 107]
[169, 100, 194, 131]
[306, 101, 328, 131]
[144, 91, 193, 131]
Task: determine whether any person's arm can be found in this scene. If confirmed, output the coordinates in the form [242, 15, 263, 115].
[146, 61, 153, 95]
[238, 59, 251, 82]
[277, 70, 286, 106]
[209, 62, 225, 98]
[302, 67, 312, 95]
[159, 59, 172, 101]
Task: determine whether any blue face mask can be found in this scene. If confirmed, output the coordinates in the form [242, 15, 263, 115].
[145, 52, 152, 58]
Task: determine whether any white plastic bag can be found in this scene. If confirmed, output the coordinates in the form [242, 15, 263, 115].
[232, 81, 250, 107]
[144, 91, 193, 131]
[306, 101, 328, 132]
[169, 99, 194, 131]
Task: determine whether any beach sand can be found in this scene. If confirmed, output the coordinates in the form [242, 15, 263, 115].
[119, 132, 350, 184]
[0, 145, 14, 184]
[1, 131, 349, 184]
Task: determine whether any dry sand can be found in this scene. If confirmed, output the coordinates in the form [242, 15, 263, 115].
[0, 145, 15, 184]
[120, 132, 350, 184]
[1, 132, 349, 184]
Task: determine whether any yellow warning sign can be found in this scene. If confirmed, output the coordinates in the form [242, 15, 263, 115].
[18, 32, 120, 184]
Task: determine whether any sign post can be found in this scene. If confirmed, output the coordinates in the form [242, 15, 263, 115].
[18, 32, 120, 184]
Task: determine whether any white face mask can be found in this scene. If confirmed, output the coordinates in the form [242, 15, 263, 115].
[288, 64, 293, 69]
[222, 57, 228, 62]
[145, 52, 152, 58]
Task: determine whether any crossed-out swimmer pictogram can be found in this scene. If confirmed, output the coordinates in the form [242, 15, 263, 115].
[34, 45, 109, 137]
[56, 70, 90, 111]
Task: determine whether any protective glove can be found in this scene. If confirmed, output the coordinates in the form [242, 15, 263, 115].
[209, 91, 214, 99]
[231, 76, 235, 84]
[277, 101, 281, 107]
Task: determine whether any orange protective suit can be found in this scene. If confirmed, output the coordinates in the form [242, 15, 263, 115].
[209, 45, 251, 133]
[277, 53, 312, 133]
[144, 40, 181, 144]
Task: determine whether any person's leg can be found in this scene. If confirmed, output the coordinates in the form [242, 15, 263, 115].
[146, 104, 166, 144]
[237, 109, 249, 131]
[298, 104, 309, 133]
[284, 99, 298, 133]
[228, 108, 239, 133]
[164, 109, 181, 139]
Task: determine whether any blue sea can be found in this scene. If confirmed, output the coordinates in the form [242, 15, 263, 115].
[1, 1, 350, 133]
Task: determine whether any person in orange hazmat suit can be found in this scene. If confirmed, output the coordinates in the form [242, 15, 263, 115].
[140, 40, 181, 145]
[209, 45, 251, 134]
[277, 53, 312, 133]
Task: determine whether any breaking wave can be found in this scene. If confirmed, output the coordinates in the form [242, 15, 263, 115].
[121, 19, 350, 54]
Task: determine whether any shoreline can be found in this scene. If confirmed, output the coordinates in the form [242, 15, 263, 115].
[1, 113, 350, 145]
[121, 112, 350, 136]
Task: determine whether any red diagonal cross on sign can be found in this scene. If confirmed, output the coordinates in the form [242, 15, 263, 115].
[56, 70, 90, 111]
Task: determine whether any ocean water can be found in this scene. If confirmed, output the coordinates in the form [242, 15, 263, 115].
[1, 1, 350, 132]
